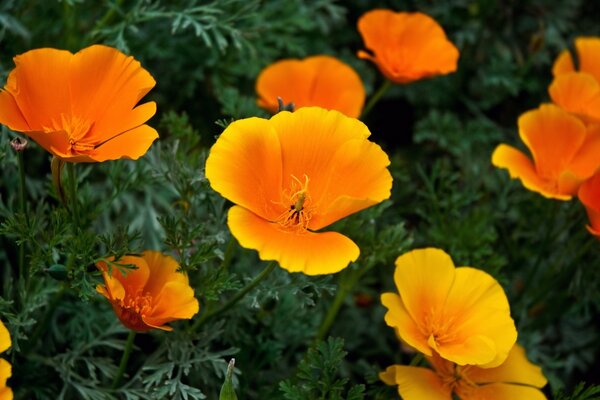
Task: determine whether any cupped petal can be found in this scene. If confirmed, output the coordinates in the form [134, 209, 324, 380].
[379, 365, 452, 400]
[459, 383, 547, 400]
[549, 72, 600, 122]
[0, 91, 30, 131]
[205, 117, 283, 221]
[552, 49, 575, 76]
[141, 250, 187, 296]
[579, 171, 600, 235]
[567, 124, 600, 179]
[228, 205, 359, 275]
[575, 37, 600, 83]
[434, 334, 497, 366]
[146, 281, 199, 325]
[0, 322, 10, 354]
[381, 293, 431, 356]
[86, 124, 158, 162]
[96, 256, 150, 296]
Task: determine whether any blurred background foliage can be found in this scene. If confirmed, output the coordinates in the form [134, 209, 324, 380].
[0, 0, 599, 399]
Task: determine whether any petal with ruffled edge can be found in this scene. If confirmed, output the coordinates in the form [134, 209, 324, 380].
[379, 365, 452, 400]
[381, 293, 431, 355]
[549, 72, 600, 122]
[227, 205, 359, 275]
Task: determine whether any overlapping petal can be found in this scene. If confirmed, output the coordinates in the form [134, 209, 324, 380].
[379, 365, 451, 400]
[256, 55, 365, 118]
[357, 9, 459, 83]
[578, 171, 600, 236]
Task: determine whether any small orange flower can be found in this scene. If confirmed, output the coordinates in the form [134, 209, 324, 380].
[492, 104, 600, 200]
[205, 107, 392, 275]
[96, 251, 199, 332]
[0, 320, 12, 400]
[380, 345, 547, 400]
[549, 37, 600, 122]
[357, 9, 459, 84]
[256, 55, 366, 118]
[578, 171, 600, 237]
[0, 45, 158, 162]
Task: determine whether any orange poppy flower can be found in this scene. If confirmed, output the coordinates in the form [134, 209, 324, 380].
[0, 320, 12, 400]
[357, 9, 459, 84]
[381, 248, 516, 368]
[578, 171, 600, 237]
[549, 37, 600, 122]
[255, 55, 365, 118]
[380, 345, 547, 400]
[0, 45, 158, 162]
[96, 251, 199, 332]
[492, 104, 600, 200]
[205, 107, 392, 275]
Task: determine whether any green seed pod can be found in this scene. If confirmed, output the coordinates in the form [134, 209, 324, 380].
[219, 358, 238, 400]
[47, 264, 69, 281]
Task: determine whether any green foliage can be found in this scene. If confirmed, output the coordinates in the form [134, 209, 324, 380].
[555, 384, 600, 400]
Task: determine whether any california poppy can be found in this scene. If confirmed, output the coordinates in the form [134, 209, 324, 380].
[380, 345, 547, 400]
[96, 251, 199, 332]
[381, 248, 516, 368]
[492, 104, 600, 200]
[256, 55, 365, 118]
[0, 320, 12, 400]
[205, 107, 392, 275]
[357, 9, 459, 84]
[578, 171, 600, 237]
[549, 37, 600, 122]
[0, 45, 158, 162]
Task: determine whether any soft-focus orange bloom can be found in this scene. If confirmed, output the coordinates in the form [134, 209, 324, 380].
[357, 9, 459, 83]
[0, 321, 12, 400]
[0, 45, 158, 162]
[380, 345, 547, 400]
[256, 55, 365, 118]
[381, 248, 516, 368]
[96, 251, 199, 332]
[578, 171, 600, 237]
[492, 104, 600, 200]
[205, 107, 392, 275]
[549, 37, 600, 122]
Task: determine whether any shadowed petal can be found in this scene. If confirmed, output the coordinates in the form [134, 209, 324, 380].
[379, 365, 452, 400]
[460, 383, 547, 400]
[88, 124, 159, 162]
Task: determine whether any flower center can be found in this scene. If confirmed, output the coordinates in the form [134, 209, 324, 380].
[45, 114, 94, 154]
[276, 174, 314, 233]
[430, 353, 477, 394]
[423, 308, 458, 348]
[115, 292, 154, 331]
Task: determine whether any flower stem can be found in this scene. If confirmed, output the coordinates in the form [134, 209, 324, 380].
[314, 281, 349, 343]
[16, 150, 28, 282]
[192, 261, 276, 331]
[361, 79, 392, 119]
[66, 162, 80, 230]
[112, 330, 136, 389]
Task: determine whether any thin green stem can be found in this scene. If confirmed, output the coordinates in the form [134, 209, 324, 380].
[192, 261, 276, 331]
[361, 79, 392, 119]
[67, 163, 80, 230]
[314, 280, 349, 343]
[17, 151, 27, 282]
[112, 330, 136, 389]
[220, 237, 237, 271]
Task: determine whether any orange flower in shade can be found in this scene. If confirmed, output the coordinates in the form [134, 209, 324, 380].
[549, 37, 600, 122]
[0, 45, 158, 162]
[380, 345, 547, 400]
[578, 171, 600, 237]
[205, 107, 392, 275]
[0, 320, 12, 400]
[381, 248, 516, 368]
[256, 55, 366, 118]
[492, 104, 600, 200]
[357, 9, 459, 84]
[96, 251, 199, 332]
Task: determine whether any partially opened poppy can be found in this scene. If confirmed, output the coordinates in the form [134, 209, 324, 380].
[578, 171, 600, 237]
[96, 251, 199, 332]
[549, 37, 600, 122]
[0, 44, 158, 162]
[492, 104, 600, 200]
[381, 248, 516, 368]
[205, 107, 392, 275]
[0, 320, 12, 400]
[256, 55, 365, 118]
[357, 9, 459, 84]
[380, 345, 547, 400]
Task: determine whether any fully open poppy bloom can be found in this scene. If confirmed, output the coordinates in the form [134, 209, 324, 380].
[357, 9, 459, 84]
[492, 104, 600, 200]
[380, 345, 547, 400]
[256, 55, 365, 118]
[96, 251, 199, 332]
[381, 248, 516, 368]
[0, 45, 158, 162]
[578, 171, 600, 237]
[549, 37, 600, 122]
[0, 320, 12, 400]
[205, 107, 392, 275]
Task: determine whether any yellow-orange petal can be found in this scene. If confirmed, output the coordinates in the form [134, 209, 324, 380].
[491, 144, 572, 200]
[0, 322, 9, 354]
[97, 255, 150, 297]
[460, 383, 547, 400]
[0, 91, 29, 131]
[144, 281, 199, 329]
[227, 205, 359, 275]
[552, 49, 575, 77]
[141, 251, 187, 295]
[0, 358, 11, 398]
[256, 55, 366, 118]
[549, 72, 600, 122]
[86, 124, 159, 162]
[579, 171, 600, 236]
[205, 117, 283, 222]
[381, 293, 431, 356]
[0, 387, 12, 400]
[574, 37, 600, 83]
[379, 365, 452, 400]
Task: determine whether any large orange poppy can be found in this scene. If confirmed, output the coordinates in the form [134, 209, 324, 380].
[578, 171, 600, 237]
[0, 321, 12, 400]
[492, 104, 600, 200]
[0, 45, 158, 162]
[357, 9, 459, 84]
[256, 55, 365, 118]
[205, 107, 392, 275]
